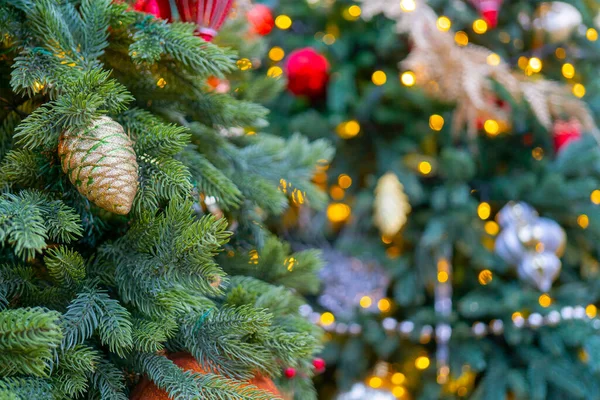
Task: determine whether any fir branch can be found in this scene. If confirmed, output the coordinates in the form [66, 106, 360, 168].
[131, 315, 178, 353]
[0, 307, 62, 376]
[0, 377, 54, 400]
[44, 246, 86, 288]
[88, 359, 127, 400]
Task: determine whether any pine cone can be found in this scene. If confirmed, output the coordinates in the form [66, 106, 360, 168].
[374, 172, 411, 237]
[58, 116, 138, 215]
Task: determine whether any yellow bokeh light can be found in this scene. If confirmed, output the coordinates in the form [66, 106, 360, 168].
[372, 70, 387, 86]
[348, 5, 362, 17]
[573, 83, 586, 98]
[591, 189, 600, 204]
[477, 202, 491, 220]
[555, 47, 566, 59]
[415, 356, 430, 370]
[236, 58, 253, 71]
[400, 71, 416, 87]
[587, 28, 598, 41]
[429, 114, 444, 131]
[499, 31, 511, 43]
[437, 16, 451, 32]
[156, 77, 167, 88]
[337, 120, 361, 139]
[528, 57, 542, 73]
[455, 31, 469, 46]
[400, 0, 416, 12]
[473, 19, 488, 34]
[386, 246, 400, 259]
[578, 214, 590, 229]
[330, 185, 345, 200]
[267, 66, 283, 78]
[486, 53, 501, 66]
[275, 15, 292, 30]
[338, 174, 352, 189]
[512, 311, 522, 321]
[586, 304, 597, 318]
[532, 147, 544, 161]
[391, 373, 406, 385]
[418, 161, 432, 175]
[484, 119, 500, 136]
[378, 298, 392, 312]
[517, 56, 529, 70]
[268, 46, 285, 62]
[368, 376, 383, 388]
[484, 221, 500, 236]
[562, 63, 575, 79]
[478, 269, 493, 285]
[382, 235, 393, 244]
[320, 312, 335, 326]
[360, 296, 372, 308]
[323, 33, 336, 45]
[538, 293, 552, 308]
[438, 271, 449, 283]
[392, 386, 406, 398]
[327, 203, 351, 223]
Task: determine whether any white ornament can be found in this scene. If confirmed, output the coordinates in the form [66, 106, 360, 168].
[535, 2, 582, 43]
[517, 251, 562, 292]
[336, 383, 396, 400]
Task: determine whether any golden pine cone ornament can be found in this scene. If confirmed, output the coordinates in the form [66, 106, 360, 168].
[58, 116, 139, 215]
[374, 172, 411, 237]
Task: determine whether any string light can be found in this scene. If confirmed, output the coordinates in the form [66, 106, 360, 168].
[343, 5, 362, 20]
[268, 46, 285, 61]
[236, 58, 253, 70]
[323, 34, 336, 45]
[392, 386, 406, 398]
[436, 16, 451, 32]
[486, 53, 500, 66]
[454, 31, 468, 46]
[587, 28, 598, 41]
[499, 31, 510, 43]
[338, 174, 352, 188]
[372, 70, 387, 85]
[484, 221, 499, 235]
[400, 0, 416, 12]
[478, 270, 493, 285]
[517, 56, 528, 70]
[555, 47, 566, 59]
[330, 185, 345, 200]
[562, 63, 575, 79]
[378, 298, 392, 312]
[472, 19, 488, 34]
[320, 312, 335, 326]
[156, 78, 167, 88]
[477, 202, 491, 220]
[381, 235, 393, 244]
[337, 120, 361, 139]
[586, 304, 597, 318]
[418, 161, 432, 175]
[429, 114, 444, 131]
[360, 296, 372, 308]
[484, 119, 500, 136]
[368, 376, 383, 388]
[391, 373, 406, 385]
[539, 294, 552, 308]
[275, 15, 292, 30]
[573, 83, 586, 98]
[591, 189, 600, 204]
[327, 203, 351, 223]
[438, 271, 449, 283]
[400, 71, 416, 86]
[528, 57, 542, 73]
[415, 356, 430, 370]
[267, 66, 283, 77]
[532, 147, 544, 160]
[578, 214, 589, 229]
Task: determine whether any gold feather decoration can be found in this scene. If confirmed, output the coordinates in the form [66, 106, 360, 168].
[374, 172, 411, 237]
[359, 0, 599, 140]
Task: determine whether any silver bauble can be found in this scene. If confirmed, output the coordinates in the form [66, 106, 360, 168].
[496, 202, 537, 228]
[517, 251, 561, 292]
[519, 217, 566, 256]
[336, 383, 396, 400]
[495, 226, 526, 265]
[534, 2, 582, 43]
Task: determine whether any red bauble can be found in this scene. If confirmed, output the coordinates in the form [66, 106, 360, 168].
[554, 119, 582, 153]
[133, 0, 172, 20]
[312, 358, 326, 373]
[283, 367, 297, 379]
[284, 48, 330, 99]
[247, 4, 274, 36]
[469, 0, 503, 28]
[130, 353, 281, 399]
[174, 0, 234, 41]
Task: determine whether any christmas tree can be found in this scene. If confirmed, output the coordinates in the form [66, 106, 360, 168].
[0, 1, 333, 399]
[262, 0, 600, 398]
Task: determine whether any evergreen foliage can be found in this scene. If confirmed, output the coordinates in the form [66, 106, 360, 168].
[0, 1, 332, 399]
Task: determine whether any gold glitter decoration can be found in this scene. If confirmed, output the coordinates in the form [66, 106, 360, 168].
[58, 116, 139, 215]
[374, 172, 411, 237]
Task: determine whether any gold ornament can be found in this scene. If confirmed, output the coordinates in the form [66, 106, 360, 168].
[58, 116, 138, 215]
[374, 172, 411, 237]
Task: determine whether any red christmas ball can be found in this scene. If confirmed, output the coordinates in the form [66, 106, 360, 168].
[284, 367, 297, 379]
[469, 0, 502, 28]
[133, 0, 172, 20]
[247, 4, 274, 36]
[130, 353, 281, 399]
[554, 119, 582, 153]
[312, 358, 326, 373]
[284, 48, 330, 99]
